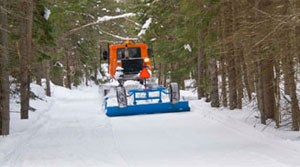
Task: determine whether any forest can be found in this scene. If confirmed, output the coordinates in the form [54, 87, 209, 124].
[0, 0, 300, 135]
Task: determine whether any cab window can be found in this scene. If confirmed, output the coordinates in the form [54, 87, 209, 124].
[117, 47, 141, 60]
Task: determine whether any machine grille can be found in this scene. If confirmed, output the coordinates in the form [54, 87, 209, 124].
[121, 58, 143, 75]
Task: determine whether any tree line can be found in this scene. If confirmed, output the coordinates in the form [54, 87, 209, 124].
[133, 0, 300, 130]
[0, 0, 137, 135]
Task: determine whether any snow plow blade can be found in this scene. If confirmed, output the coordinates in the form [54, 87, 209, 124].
[106, 101, 190, 117]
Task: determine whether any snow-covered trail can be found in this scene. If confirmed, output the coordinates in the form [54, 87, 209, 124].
[1, 85, 300, 167]
[110, 101, 300, 167]
[2, 86, 130, 167]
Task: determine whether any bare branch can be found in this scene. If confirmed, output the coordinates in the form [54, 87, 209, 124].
[0, 27, 10, 33]
[251, 7, 286, 23]
[251, 15, 293, 49]
[65, 10, 95, 20]
[124, 18, 141, 27]
[99, 28, 138, 40]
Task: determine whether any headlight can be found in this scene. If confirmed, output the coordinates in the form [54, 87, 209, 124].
[144, 57, 150, 63]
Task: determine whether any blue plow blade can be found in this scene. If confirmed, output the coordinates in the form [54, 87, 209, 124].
[106, 101, 190, 117]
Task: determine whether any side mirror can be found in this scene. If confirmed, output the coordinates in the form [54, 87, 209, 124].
[102, 51, 108, 60]
[147, 48, 153, 57]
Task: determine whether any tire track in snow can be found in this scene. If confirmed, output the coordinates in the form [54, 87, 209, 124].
[1, 99, 55, 167]
[104, 117, 131, 167]
[36, 98, 129, 167]
[2, 87, 130, 167]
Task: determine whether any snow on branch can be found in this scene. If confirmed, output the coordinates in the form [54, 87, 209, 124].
[184, 44, 192, 52]
[44, 8, 51, 20]
[97, 13, 135, 22]
[138, 18, 152, 36]
[66, 13, 136, 37]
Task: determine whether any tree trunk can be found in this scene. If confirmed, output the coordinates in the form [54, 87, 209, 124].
[286, 40, 300, 130]
[32, 43, 42, 85]
[295, 0, 300, 63]
[19, 0, 33, 119]
[261, 57, 275, 120]
[274, 59, 281, 128]
[282, 56, 290, 95]
[220, 6, 227, 107]
[158, 63, 166, 86]
[0, 0, 10, 135]
[227, 46, 237, 110]
[197, 31, 205, 99]
[93, 68, 98, 85]
[224, 2, 237, 110]
[85, 67, 89, 86]
[35, 63, 43, 86]
[288, 65, 300, 131]
[65, 50, 71, 89]
[297, 26, 300, 63]
[19, 3, 29, 119]
[236, 52, 243, 109]
[45, 61, 51, 96]
[209, 56, 219, 107]
[232, 3, 243, 109]
[220, 56, 227, 107]
[256, 60, 266, 124]
[157, 63, 162, 86]
[243, 61, 252, 101]
[288, 1, 300, 130]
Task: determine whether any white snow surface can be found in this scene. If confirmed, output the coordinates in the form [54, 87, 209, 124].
[1, 83, 300, 167]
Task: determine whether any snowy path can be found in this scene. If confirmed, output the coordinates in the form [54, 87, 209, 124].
[1, 85, 300, 167]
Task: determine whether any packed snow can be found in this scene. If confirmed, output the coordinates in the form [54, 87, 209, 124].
[1, 82, 300, 167]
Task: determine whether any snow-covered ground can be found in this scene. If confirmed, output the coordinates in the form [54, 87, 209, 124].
[1, 83, 300, 167]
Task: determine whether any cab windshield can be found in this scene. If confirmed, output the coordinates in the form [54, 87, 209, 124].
[117, 48, 141, 60]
